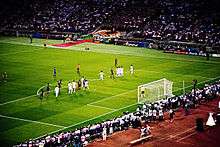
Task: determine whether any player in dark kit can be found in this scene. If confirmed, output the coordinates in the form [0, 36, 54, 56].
[110, 68, 115, 79]
[76, 64, 80, 76]
[2, 72, 7, 82]
[57, 79, 62, 93]
[45, 83, 50, 96]
[39, 89, 44, 103]
[53, 67, 56, 79]
[78, 79, 81, 90]
[114, 58, 118, 67]
[206, 52, 210, 61]
[29, 34, 33, 43]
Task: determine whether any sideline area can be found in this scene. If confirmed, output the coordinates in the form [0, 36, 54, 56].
[88, 97, 220, 147]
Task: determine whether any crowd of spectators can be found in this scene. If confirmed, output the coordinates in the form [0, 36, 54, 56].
[16, 79, 220, 147]
[116, 0, 220, 46]
[0, 0, 122, 34]
[1, 0, 220, 46]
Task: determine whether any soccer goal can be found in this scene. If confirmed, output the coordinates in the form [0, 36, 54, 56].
[138, 78, 174, 104]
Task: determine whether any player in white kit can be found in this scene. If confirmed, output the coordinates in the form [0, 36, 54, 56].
[99, 71, 104, 80]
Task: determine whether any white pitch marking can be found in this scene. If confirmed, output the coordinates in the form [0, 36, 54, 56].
[30, 75, 220, 140]
[88, 89, 136, 105]
[1, 75, 219, 106]
[0, 48, 41, 56]
[87, 104, 116, 111]
[176, 131, 197, 142]
[36, 85, 48, 95]
[89, 78, 99, 81]
[172, 75, 220, 93]
[2, 39, 220, 65]
[157, 126, 196, 142]
[0, 95, 36, 106]
[0, 79, 99, 106]
[33, 103, 137, 140]
[136, 69, 212, 80]
[169, 127, 195, 139]
[0, 114, 66, 128]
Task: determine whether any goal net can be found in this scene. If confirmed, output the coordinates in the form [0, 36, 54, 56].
[138, 78, 173, 104]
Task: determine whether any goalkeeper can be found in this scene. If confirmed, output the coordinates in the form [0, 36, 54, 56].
[140, 86, 145, 98]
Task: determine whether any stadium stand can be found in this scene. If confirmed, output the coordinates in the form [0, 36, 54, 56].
[0, 0, 220, 46]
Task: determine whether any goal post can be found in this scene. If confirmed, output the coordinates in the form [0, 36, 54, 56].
[138, 78, 174, 104]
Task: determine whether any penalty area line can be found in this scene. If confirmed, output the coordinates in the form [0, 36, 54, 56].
[87, 104, 116, 111]
[0, 95, 36, 106]
[0, 114, 66, 128]
[88, 89, 136, 105]
[33, 103, 138, 140]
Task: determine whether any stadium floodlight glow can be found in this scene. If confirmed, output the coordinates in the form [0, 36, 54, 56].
[138, 78, 174, 104]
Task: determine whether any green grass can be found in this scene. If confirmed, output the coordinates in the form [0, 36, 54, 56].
[0, 36, 220, 146]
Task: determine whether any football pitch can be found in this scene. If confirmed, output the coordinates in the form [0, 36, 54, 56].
[0, 37, 220, 146]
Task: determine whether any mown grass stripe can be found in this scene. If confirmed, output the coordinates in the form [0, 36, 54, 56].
[88, 89, 136, 105]
[0, 95, 36, 106]
[32, 102, 138, 140]
[0, 114, 66, 128]
[87, 104, 116, 111]
[1, 40, 220, 64]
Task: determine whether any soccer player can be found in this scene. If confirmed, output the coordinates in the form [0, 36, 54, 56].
[99, 71, 104, 80]
[29, 34, 32, 43]
[46, 83, 50, 96]
[118, 66, 121, 77]
[84, 79, 89, 89]
[81, 76, 85, 88]
[110, 68, 114, 79]
[115, 58, 118, 67]
[2, 72, 7, 82]
[53, 67, 56, 79]
[39, 89, 44, 103]
[206, 52, 210, 61]
[57, 79, 62, 94]
[130, 64, 134, 75]
[77, 79, 81, 90]
[140, 86, 145, 98]
[116, 67, 120, 77]
[72, 80, 77, 92]
[68, 81, 73, 94]
[55, 85, 59, 98]
[121, 66, 124, 76]
[62, 34, 65, 43]
[76, 64, 80, 76]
